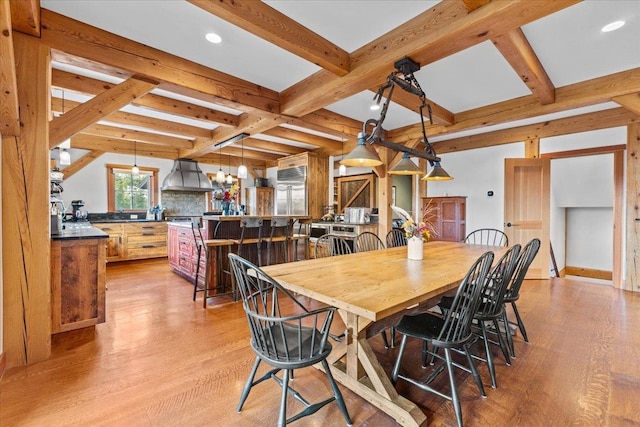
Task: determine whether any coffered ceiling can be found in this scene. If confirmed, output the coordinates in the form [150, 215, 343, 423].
[4, 0, 640, 173]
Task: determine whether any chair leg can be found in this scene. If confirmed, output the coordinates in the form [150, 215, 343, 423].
[380, 331, 390, 349]
[277, 369, 290, 427]
[237, 356, 261, 412]
[321, 359, 353, 426]
[421, 340, 429, 368]
[480, 321, 497, 389]
[462, 344, 486, 398]
[502, 310, 515, 357]
[511, 301, 529, 342]
[492, 318, 511, 366]
[391, 335, 408, 384]
[444, 348, 464, 427]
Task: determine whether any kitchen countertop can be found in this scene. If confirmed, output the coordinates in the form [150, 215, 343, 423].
[90, 219, 166, 223]
[202, 215, 311, 221]
[51, 224, 109, 241]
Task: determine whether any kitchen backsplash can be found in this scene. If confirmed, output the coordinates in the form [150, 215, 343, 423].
[161, 191, 208, 216]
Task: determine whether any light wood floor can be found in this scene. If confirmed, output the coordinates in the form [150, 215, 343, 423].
[2, 258, 639, 426]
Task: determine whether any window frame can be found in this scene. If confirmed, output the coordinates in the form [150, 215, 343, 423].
[107, 163, 159, 212]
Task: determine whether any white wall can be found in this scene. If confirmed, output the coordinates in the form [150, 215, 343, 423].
[426, 142, 524, 233]
[566, 207, 613, 271]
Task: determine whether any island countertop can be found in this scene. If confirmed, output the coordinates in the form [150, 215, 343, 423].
[201, 215, 312, 222]
[51, 225, 109, 241]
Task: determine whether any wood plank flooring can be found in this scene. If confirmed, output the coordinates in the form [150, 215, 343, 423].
[1, 258, 640, 426]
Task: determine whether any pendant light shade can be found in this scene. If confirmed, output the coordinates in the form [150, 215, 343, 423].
[338, 164, 347, 176]
[216, 147, 226, 184]
[340, 133, 382, 167]
[422, 161, 453, 181]
[237, 164, 248, 179]
[236, 134, 248, 179]
[59, 148, 71, 166]
[389, 152, 422, 175]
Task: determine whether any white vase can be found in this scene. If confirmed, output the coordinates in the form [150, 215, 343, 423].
[407, 236, 424, 260]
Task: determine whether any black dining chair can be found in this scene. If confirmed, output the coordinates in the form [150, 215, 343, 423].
[391, 251, 495, 427]
[501, 238, 541, 356]
[437, 244, 522, 388]
[314, 234, 352, 258]
[464, 228, 508, 247]
[386, 228, 407, 248]
[228, 253, 352, 427]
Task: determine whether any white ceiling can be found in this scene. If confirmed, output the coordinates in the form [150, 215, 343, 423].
[41, 0, 640, 143]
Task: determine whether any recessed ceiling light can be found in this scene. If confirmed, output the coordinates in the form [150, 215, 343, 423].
[602, 20, 625, 33]
[205, 32, 222, 44]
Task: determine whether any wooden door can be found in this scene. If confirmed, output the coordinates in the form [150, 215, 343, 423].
[504, 158, 550, 279]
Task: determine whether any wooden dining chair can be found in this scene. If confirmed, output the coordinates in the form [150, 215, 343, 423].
[354, 231, 385, 253]
[227, 253, 352, 427]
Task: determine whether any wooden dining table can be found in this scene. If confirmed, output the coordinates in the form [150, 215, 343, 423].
[261, 240, 506, 426]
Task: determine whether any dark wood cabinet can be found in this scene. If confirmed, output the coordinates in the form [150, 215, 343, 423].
[245, 187, 274, 216]
[422, 196, 466, 242]
[51, 237, 107, 333]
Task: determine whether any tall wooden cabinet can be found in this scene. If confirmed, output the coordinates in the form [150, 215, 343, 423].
[422, 196, 466, 242]
[245, 187, 274, 215]
[278, 152, 328, 219]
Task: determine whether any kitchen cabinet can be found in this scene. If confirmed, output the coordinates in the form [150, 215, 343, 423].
[51, 236, 107, 333]
[92, 223, 124, 261]
[245, 187, 274, 216]
[93, 221, 167, 261]
[167, 222, 202, 284]
[277, 152, 328, 220]
[422, 196, 466, 242]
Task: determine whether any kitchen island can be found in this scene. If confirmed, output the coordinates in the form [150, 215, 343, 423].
[167, 215, 311, 300]
[50, 225, 108, 333]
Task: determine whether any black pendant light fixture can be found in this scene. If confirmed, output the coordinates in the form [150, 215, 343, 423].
[340, 56, 452, 180]
[132, 141, 139, 176]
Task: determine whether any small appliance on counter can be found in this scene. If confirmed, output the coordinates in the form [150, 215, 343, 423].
[71, 200, 88, 222]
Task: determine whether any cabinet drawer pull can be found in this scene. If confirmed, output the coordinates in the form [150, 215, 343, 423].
[142, 232, 154, 236]
[142, 226, 154, 229]
[142, 245, 155, 248]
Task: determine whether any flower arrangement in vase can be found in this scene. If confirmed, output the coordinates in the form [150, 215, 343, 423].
[391, 203, 437, 260]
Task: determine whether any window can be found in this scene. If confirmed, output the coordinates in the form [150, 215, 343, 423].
[107, 164, 159, 212]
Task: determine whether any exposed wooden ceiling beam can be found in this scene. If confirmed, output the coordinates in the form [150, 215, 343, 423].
[461, 0, 491, 11]
[372, 85, 455, 127]
[81, 123, 194, 149]
[1, 0, 20, 136]
[40, 9, 280, 114]
[9, 0, 39, 37]
[212, 145, 282, 162]
[51, 68, 242, 128]
[52, 97, 214, 139]
[279, 0, 579, 117]
[433, 107, 639, 155]
[492, 28, 555, 105]
[612, 92, 640, 115]
[188, 0, 350, 76]
[49, 76, 159, 148]
[387, 67, 640, 143]
[262, 127, 342, 150]
[71, 134, 180, 158]
[58, 150, 105, 179]
[241, 137, 308, 155]
[196, 153, 266, 168]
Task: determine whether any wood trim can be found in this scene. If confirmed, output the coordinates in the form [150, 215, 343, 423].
[106, 164, 159, 212]
[564, 266, 612, 281]
[626, 123, 640, 292]
[612, 150, 624, 289]
[541, 144, 627, 159]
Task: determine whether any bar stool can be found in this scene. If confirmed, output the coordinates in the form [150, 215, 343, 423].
[235, 218, 264, 266]
[291, 218, 311, 261]
[266, 217, 291, 265]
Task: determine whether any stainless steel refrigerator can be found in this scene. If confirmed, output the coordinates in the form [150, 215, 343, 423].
[275, 166, 307, 215]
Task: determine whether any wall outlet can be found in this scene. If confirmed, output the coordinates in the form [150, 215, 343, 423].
[130, 214, 138, 219]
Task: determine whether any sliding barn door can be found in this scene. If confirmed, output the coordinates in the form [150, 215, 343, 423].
[504, 158, 551, 279]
